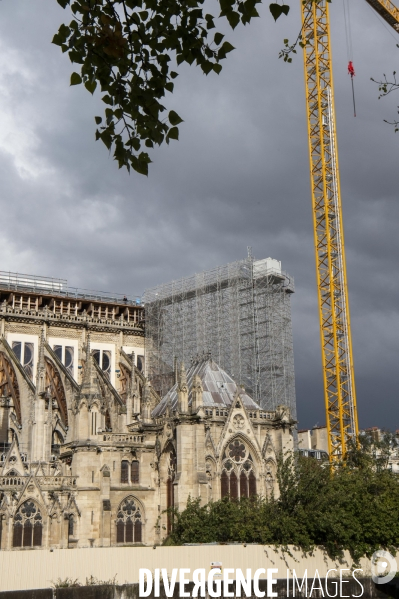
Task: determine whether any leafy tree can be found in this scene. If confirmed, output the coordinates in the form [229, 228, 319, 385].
[53, 0, 270, 175]
[165, 442, 399, 560]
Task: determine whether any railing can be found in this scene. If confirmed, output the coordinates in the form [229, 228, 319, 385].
[0, 271, 142, 306]
[0, 475, 78, 488]
[102, 434, 145, 443]
[0, 304, 144, 327]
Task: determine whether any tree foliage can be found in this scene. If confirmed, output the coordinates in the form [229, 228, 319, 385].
[53, 0, 268, 175]
[166, 439, 399, 560]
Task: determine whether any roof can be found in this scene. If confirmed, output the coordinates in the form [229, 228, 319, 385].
[152, 358, 260, 417]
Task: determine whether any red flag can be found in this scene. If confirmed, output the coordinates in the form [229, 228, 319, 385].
[348, 61, 355, 77]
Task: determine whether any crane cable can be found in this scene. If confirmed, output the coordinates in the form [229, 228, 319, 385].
[343, 0, 357, 116]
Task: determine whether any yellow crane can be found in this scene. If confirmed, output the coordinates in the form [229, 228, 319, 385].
[300, 0, 399, 460]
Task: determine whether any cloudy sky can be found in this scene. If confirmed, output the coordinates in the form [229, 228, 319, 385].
[0, 0, 398, 430]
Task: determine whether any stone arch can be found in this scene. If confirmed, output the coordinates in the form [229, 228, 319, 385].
[220, 433, 262, 466]
[0, 352, 21, 425]
[115, 495, 144, 544]
[45, 358, 68, 426]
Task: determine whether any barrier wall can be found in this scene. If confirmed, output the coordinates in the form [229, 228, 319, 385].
[0, 545, 392, 592]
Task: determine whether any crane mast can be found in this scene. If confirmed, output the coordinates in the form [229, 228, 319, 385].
[301, 0, 358, 459]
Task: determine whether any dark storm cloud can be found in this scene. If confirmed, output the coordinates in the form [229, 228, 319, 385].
[0, 0, 397, 430]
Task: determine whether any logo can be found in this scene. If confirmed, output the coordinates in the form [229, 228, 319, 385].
[371, 550, 397, 584]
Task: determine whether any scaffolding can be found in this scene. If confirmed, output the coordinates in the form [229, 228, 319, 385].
[143, 253, 296, 415]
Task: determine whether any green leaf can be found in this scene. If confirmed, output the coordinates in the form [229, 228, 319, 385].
[213, 63, 222, 74]
[57, 0, 70, 7]
[201, 61, 213, 75]
[95, 116, 102, 125]
[70, 72, 82, 86]
[226, 11, 240, 29]
[220, 41, 235, 54]
[269, 3, 290, 20]
[169, 110, 183, 126]
[167, 126, 179, 141]
[170, 71, 179, 79]
[85, 80, 97, 95]
[214, 32, 225, 45]
[52, 34, 62, 47]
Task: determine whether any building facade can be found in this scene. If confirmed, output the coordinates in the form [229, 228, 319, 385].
[0, 273, 295, 550]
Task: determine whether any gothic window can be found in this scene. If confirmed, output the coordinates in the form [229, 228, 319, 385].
[137, 355, 145, 373]
[116, 497, 142, 544]
[220, 441, 257, 500]
[13, 501, 42, 548]
[12, 342, 34, 380]
[131, 461, 139, 484]
[68, 515, 74, 537]
[53, 345, 74, 377]
[93, 350, 111, 379]
[121, 460, 129, 483]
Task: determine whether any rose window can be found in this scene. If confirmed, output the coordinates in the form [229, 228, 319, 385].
[229, 440, 246, 462]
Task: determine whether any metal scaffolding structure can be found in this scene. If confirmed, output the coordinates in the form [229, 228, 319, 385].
[143, 254, 296, 415]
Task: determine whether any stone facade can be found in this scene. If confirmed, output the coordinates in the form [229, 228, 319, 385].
[0, 283, 295, 550]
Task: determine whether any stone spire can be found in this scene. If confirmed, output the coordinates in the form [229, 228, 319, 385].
[36, 327, 46, 396]
[141, 380, 152, 423]
[127, 352, 140, 424]
[31, 327, 50, 462]
[78, 334, 102, 409]
[177, 362, 188, 413]
[191, 374, 203, 413]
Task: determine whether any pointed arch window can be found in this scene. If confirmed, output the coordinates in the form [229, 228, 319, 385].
[68, 514, 74, 537]
[131, 461, 139, 484]
[13, 501, 42, 548]
[121, 460, 129, 483]
[116, 497, 142, 544]
[220, 440, 257, 500]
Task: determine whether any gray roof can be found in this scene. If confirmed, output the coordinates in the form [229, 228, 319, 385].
[152, 359, 260, 417]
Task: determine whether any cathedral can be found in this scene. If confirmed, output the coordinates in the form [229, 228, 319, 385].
[0, 273, 295, 550]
